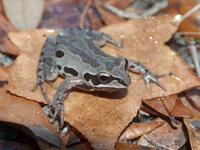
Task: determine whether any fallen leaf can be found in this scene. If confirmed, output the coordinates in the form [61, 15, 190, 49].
[6, 15, 200, 150]
[0, 87, 62, 148]
[1, 37, 21, 56]
[143, 95, 193, 118]
[119, 119, 164, 141]
[3, 0, 44, 30]
[0, 14, 17, 45]
[0, 67, 8, 81]
[166, 0, 200, 38]
[115, 143, 154, 150]
[184, 118, 200, 150]
[179, 90, 200, 119]
[67, 143, 92, 150]
[7, 29, 57, 55]
[0, 0, 3, 14]
[138, 123, 187, 149]
[106, 0, 133, 10]
[184, 88, 200, 112]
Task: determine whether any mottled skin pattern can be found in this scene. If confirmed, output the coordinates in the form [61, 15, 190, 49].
[32, 28, 164, 128]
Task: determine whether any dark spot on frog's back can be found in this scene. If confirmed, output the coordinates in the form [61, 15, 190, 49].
[64, 66, 78, 76]
[56, 50, 64, 58]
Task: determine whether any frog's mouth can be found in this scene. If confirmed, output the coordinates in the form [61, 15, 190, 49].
[77, 83, 127, 92]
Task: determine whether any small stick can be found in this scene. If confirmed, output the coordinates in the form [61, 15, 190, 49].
[104, 3, 140, 19]
[104, 0, 168, 19]
[79, 0, 93, 28]
[176, 32, 200, 36]
[188, 41, 200, 76]
[180, 3, 200, 22]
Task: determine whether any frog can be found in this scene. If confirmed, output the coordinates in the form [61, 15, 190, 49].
[32, 28, 165, 128]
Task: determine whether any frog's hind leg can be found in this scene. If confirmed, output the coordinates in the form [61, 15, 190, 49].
[32, 36, 58, 105]
[32, 58, 51, 103]
[82, 30, 122, 48]
[92, 31, 121, 47]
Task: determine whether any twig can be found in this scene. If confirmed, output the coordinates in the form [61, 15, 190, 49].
[180, 3, 200, 22]
[104, 0, 168, 19]
[188, 41, 200, 76]
[176, 32, 200, 36]
[104, 3, 141, 19]
[79, 0, 93, 28]
[142, 0, 168, 17]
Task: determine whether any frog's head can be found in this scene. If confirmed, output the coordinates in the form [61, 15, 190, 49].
[83, 58, 131, 91]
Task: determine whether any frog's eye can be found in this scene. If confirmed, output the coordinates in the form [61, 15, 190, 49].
[97, 73, 113, 84]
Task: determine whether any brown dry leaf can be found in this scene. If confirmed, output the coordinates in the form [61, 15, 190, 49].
[119, 119, 164, 141]
[0, 0, 3, 14]
[184, 88, 200, 112]
[0, 87, 62, 148]
[0, 67, 8, 81]
[0, 14, 17, 43]
[179, 90, 200, 119]
[3, 0, 44, 30]
[138, 123, 187, 149]
[184, 118, 200, 150]
[6, 15, 200, 150]
[67, 143, 92, 150]
[166, 0, 200, 38]
[6, 29, 59, 102]
[115, 143, 154, 150]
[7, 29, 57, 55]
[106, 0, 133, 10]
[143, 95, 193, 118]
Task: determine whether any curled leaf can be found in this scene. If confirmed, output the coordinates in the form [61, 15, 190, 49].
[3, 0, 44, 30]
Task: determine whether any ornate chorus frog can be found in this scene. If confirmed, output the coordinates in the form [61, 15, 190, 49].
[33, 28, 165, 128]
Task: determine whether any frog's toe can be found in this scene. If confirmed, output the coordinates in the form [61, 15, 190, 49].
[51, 104, 64, 129]
[144, 72, 166, 92]
[31, 80, 41, 91]
[43, 104, 54, 117]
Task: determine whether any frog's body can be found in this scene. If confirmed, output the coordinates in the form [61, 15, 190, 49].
[33, 28, 164, 128]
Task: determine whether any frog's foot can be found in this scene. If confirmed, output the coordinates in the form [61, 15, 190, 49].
[43, 104, 54, 118]
[143, 72, 166, 92]
[32, 79, 52, 105]
[51, 102, 64, 129]
[127, 59, 167, 91]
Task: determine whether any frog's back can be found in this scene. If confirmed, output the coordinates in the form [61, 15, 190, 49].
[54, 31, 121, 78]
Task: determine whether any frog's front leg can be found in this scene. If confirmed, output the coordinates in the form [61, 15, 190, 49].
[127, 59, 166, 91]
[32, 36, 59, 104]
[51, 77, 85, 128]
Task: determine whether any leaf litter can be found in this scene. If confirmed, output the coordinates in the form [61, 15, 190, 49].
[0, 86, 63, 148]
[4, 14, 200, 150]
